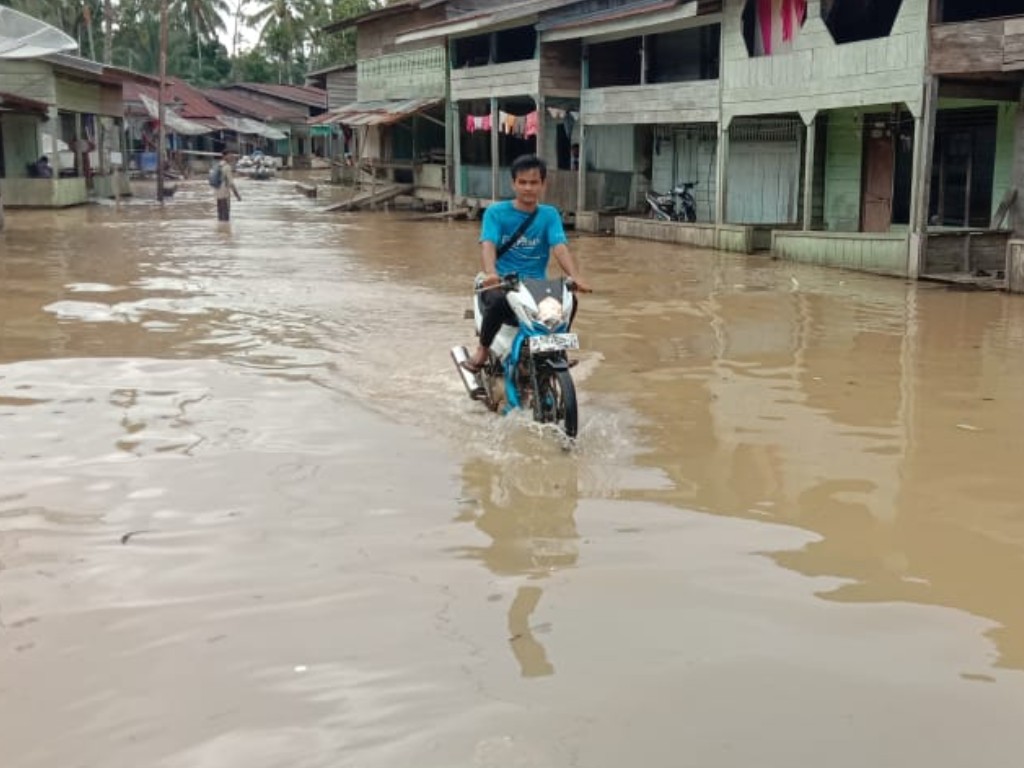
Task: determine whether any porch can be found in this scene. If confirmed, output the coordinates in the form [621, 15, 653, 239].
[610, 217, 754, 253]
[0, 177, 89, 207]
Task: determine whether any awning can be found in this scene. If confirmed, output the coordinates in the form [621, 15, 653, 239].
[0, 90, 48, 114]
[217, 114, 289, 141]
[0, 7, 77, 58]
[318, 97, 442, 127]
[139, 93, 215, 135]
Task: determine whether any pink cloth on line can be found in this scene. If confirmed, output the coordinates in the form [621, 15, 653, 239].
[525, 111, 539, 139]
[782, 0, 806, 42]
[758, 0, 773, 55]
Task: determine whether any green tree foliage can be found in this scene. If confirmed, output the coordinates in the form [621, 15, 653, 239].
[1, 0, 384, 85]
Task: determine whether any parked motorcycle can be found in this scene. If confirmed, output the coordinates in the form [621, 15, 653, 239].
[451, 273, 580, 439]
[645, 181, 698, 223]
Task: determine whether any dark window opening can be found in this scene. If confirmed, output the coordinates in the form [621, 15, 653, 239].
[459, 101, 492, 165]
[939, 0, 1022, 22]
[588, 37, 642, 87]
[821, 0, 903, 45]
[647, 25, 720, 82]
[892, 116, 915, 225]
[454, 34, 490, 68]
[0, 120, 6, 178]
[928, 108, 998, 228]
[494, 25, 536, 64]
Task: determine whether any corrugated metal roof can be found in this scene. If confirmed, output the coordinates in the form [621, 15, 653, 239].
[227, 82, 328, 109]
[124, 78, 222, 120]
[317, 97, 443, 126]
[204, 88, 306, 122]
[217, 114, 289, 140]
[397, 0, 576, 43]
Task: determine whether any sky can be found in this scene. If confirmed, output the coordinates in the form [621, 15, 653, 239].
[219, 2, 260, 55]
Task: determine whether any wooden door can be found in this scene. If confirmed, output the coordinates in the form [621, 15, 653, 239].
[862, 133, 894, 233]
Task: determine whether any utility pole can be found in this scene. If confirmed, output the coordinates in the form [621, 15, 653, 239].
[157, 0, 168, 203]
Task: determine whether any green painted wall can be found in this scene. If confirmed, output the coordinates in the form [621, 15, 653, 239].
[1, 113, 41, 179]
[772, 232, 910, 277]
[823, 107, 864, 233]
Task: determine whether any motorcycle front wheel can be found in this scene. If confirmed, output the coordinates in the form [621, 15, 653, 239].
[534, 366, 578, 439]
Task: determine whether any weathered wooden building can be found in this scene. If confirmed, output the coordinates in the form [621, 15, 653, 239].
[305, 63, 357, 111]
[0, 53, 130, 208]
[923, 0, 1024, 285]
[539, 0, 726, 239]
[715, 0, 933, 272]
[219, 83, 328, 164]
[394, 0, 582, 208]
[320, 1, 450, 195]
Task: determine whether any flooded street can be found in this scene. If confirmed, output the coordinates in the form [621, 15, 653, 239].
[2, 178, 1024, 767]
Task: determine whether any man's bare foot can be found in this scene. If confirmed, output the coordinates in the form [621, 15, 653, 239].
[461, 347, 488, 373]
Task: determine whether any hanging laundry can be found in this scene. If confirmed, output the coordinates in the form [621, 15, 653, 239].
[758, 0, 773, 55]
[781, 0, 806, 42]
[757, 0, 805, 54]
[466, 114, 475, 133]
[525, 111, 539, 139]
[482, 114, 492, 132]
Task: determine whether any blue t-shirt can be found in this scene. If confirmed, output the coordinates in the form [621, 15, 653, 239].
[480, 201, 568, 280]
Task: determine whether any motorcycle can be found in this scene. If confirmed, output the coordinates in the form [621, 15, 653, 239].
[645, 181, 698, 223]
[451, 273, 580, 439]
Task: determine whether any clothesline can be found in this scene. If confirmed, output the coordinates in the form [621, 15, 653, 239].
[463, 107, 581, 137]
[465, 110, 539, 138]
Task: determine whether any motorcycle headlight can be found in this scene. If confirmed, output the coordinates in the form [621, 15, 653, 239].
[537, 296, 564, 330]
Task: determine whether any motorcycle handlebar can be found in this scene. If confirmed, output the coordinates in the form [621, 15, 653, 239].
[475, 274, 583, 293]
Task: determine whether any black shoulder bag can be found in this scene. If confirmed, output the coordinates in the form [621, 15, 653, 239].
[496, 208, 539, 259]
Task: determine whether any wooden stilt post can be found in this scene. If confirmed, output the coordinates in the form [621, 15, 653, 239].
[490, 96, 499, 201]
[909, 77, 938, 279]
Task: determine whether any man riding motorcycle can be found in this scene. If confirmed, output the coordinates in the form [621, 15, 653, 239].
[460, 154, 592, 374]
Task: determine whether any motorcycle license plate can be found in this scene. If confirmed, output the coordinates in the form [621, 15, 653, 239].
[529, 333, 579, 353]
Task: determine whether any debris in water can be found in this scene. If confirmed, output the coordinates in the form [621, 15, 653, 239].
[120, 530, 152, 545]
[956, 424, 982, 432]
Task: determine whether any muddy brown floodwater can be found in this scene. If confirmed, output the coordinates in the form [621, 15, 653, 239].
[1, 178, 1023, 768]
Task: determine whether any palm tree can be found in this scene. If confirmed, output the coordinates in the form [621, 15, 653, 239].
[172, 0, 229, 71]
[248, 0, 309, 83]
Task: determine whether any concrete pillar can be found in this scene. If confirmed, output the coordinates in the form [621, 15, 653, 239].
[715, 120, 730, 226]
[47, 107, 61, 175]
[802, 115, 816, 231]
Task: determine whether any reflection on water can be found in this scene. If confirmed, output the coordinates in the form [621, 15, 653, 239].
[3, 177, 1024, 766]
[457, 453, 579, 677]
[574, 242, 1024, 671]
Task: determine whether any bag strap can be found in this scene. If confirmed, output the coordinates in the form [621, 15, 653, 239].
[496, 208, 539, 258]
